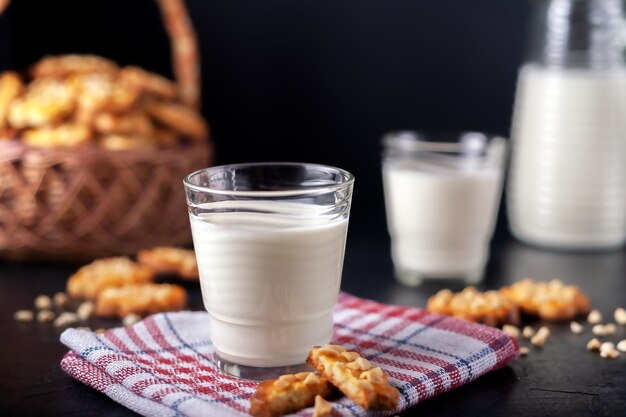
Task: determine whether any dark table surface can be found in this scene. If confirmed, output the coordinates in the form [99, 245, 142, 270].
[1, 233, 626, 417]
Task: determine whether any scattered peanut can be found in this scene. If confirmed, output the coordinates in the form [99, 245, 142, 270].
[530, 326, 550, 346]
[502, 324, 521, 338]
[313, 395, 332, 417]
[600, 349, 620, 359]
[95, 328, 106, 334]
[14, 310, 34, 322]
[37, 310, 55, 323]
[34, 294, 52, 310]
[122, 313, 142, 326]
[76, 301, 95, 321]
[600, 342, 615, 353]
[53, 292, 69, 308]
[522, 326, 535, 339]
[519, 346, 529, 357]
[615, 307, 626, 325]
[603, 323, 617, 335]
[53, 312, 79, 328]
[592, 324, 607, 336]
[616, 340, 626, 352]
[586, 338, 602, 351]
[570, 321, 584, 334]
[587, 309, 602, 325]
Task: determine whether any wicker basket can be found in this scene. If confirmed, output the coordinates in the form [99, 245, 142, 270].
[0, 0, 213, 261]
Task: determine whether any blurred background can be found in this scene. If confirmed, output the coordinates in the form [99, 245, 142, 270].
[0, 0, 530, 239]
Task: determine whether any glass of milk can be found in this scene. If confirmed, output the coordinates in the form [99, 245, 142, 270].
[183, 162, 354, 379]
[381, 131, 506, 286]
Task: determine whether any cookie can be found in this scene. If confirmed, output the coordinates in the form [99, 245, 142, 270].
[0, 71, 23, 130]
[306, 345, 400, 411]
[427, 287, 521, 326]
[118, 66, 178, 100]
[8, 79, 75, 128]
[500, 278, 590, 321]
[98, 134, 157, 151]
[31, 54, 119, 79]
[145, 99, 208, 141]
[93, 111, 153, 137]
[249, 372, 335, 417]
[137, 247, 199, 281]
[22, 124, 91, 147]
[95, 283, 187, 318]
[67, 257, 154, 299]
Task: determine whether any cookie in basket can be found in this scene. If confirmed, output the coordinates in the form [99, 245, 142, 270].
[427, 287, 521, 326]
[67, 257, 154, 299]
[95, 283, 187, 318]
[500, 278, 590, 320]
[137, 247, 199, 281]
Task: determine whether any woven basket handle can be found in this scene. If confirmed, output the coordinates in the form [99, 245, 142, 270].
[0, 0, 201, 109]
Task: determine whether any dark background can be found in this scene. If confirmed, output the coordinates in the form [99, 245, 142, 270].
[0, 0, 530, 239]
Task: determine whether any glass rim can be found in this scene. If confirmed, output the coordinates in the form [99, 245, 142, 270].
[183, 162, 355, 197]
[382, 130, 507, 153]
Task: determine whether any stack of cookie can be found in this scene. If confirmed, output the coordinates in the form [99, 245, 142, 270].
[250, 344, 400, 417]
[0, 54, 208, 149]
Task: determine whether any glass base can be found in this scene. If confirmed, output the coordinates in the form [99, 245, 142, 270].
[394, 267, 484, 287]
[215, 353, 310, 380]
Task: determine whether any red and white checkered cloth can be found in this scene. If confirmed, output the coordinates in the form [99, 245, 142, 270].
[60, 292, 518, 417]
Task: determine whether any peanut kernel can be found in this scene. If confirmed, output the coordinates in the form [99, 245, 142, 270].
[570, 321, 584, 334]
[614, 307, 626, 325]
[600, 349, 619, 359]
[586, 338, 601, 351]
[37, 310, 55, 323]
[340, 351, 360, 362]
[303, 373, 321, 385]
[273, 378, 291, 390]
[14, 310, 34, 322]
[522, 326, 535, 339]
[587, 309, 602, 325]
[616, 340, 626, 352]
[34, 295, 52, 310]
[519, 347, 529, 357]
[502, 324, 520, 339]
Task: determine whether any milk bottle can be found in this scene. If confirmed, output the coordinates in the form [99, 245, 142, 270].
[507, 0, 626, 249]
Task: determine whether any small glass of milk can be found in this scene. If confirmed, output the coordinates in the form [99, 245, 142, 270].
[183, 162, 354, 379]
[381, 131, 506, 286]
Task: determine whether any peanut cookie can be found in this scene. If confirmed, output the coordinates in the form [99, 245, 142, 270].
[306, 345, 400, 411]
[23, 124, 91, 147]
[8, 79, 75, 128]
[69, 72, 140, 118]
[500, 278, 590, 321]
[94, 111, 153, 137]
[137, 247, 199, 281]
[67, 257, 154, 299]
[145, 99, 208, 140]
[118, 66, 178, 100]
[427, 287, 520, 326]
[249, 372, 335, 417]
[31, 54, 119, 79]
[95, 283, 187, 318]
[0, 71, 23, 130]
[98, 134, 157, 151]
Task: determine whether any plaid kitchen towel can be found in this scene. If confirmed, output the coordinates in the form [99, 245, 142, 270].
[60, 292, 519, 417]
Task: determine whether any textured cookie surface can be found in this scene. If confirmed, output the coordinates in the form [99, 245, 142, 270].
[249, 372, 335, 417]
[306, 345, 400, 411]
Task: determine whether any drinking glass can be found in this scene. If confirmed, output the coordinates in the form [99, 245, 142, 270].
[184, 162, 354, 379]
[381, 131, 506, 286]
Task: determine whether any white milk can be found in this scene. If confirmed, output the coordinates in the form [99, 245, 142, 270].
[508, 64, 626, 248]
[383, 161, 502, 278]
[189, 207, 348, 367]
